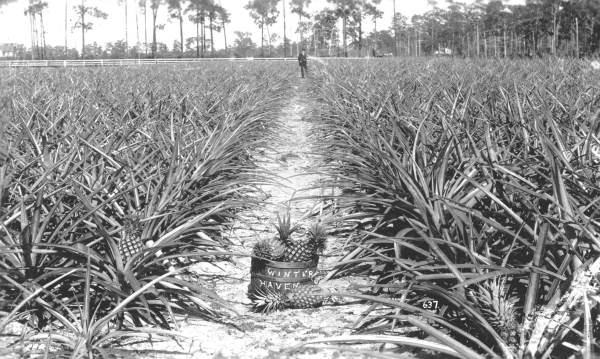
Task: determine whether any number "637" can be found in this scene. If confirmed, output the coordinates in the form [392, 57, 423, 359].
[422, 300, 439, 311]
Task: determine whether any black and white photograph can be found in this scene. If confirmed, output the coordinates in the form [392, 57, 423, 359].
[0, 0, 599, 358]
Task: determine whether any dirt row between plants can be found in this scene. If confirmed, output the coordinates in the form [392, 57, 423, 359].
[135, 79, 396, 359]
[160, 80, 358, 359]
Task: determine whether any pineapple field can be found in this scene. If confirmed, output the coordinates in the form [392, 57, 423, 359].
[0, 58, 599, 359]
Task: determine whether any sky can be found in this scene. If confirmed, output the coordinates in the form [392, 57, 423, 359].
[0, 0, 523, 51]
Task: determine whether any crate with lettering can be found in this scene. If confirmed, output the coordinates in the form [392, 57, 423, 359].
[248, 256, 318, 294]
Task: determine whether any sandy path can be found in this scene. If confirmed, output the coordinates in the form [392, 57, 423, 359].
[154, 80, 375, 359]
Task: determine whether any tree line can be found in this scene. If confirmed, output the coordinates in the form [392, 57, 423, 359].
[2, 0, 600, 60]
[305, 0, 600, 58]
[386, 0, 600, 58]
[8, 0, 232, 59]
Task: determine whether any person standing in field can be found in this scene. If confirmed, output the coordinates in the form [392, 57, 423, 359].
[298, 49, 308, 78]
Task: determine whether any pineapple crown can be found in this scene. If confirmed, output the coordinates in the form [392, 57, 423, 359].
[248, 287, 288, 313]
[274, 209, 299, 244]
[252, 237, 285, 260]
[252, 240, 268, 256]
[123, 212, 142, 228]
[307, 221, 327, 252]
[122, 212, 144, 239]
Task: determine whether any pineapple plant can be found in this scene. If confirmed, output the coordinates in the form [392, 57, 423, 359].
[282, 221, 327, 262]
[249, 284, 331, 313]
[467, 278, 520, 349]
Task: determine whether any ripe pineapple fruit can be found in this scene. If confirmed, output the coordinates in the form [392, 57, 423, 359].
[282, 221, 327, 262]
[249, 284, 331, 313]
[288, 284, 330, 309]
[252, 237, 286, 261]
[282, 239, 317, 262]
[119, 215, 144, 265]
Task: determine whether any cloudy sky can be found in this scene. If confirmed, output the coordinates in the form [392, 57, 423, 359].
[0, 0, 523, 50]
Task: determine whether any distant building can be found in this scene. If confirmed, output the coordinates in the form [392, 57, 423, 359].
[434, 48, 453, 56]
[0, 43, 18, 58]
